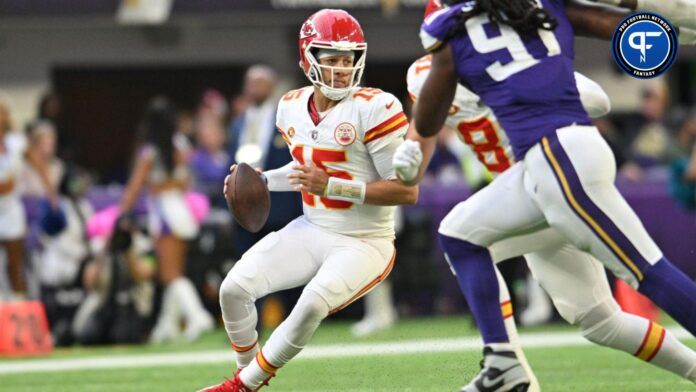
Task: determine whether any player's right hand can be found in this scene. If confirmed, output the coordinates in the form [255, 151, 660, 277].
[224, 164, 263, 198]
[393, 140, 423, 183]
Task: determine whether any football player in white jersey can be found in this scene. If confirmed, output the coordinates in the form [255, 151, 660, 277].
[393, 2, 696, 391]
[199, 9, 417, 392]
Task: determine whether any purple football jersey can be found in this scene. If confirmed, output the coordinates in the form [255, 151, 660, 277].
[421, 0, 591, 159]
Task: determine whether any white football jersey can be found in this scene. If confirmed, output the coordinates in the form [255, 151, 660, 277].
[407, 55, 516, 174]
[275, 86, 408, 239]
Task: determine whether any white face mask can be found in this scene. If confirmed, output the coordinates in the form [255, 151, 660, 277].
[302, 44, 367, 101]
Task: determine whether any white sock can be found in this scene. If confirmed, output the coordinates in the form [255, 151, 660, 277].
[225, 312, 259, 368]
[241, 290, 329, 388]
[582, 310, 696, 381]
[495, 268, 538, 391]
[363, 280, 396, 321]
[240, 350, 278, 389]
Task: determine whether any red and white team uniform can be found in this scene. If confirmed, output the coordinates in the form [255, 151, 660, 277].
[230, 85, 406, 315]
[277, 85, 407, 239]
[203, 9, 412, 392]
[407, 54, 515, 175]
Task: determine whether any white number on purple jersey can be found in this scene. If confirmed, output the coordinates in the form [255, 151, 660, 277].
[465, 14, 561, 81]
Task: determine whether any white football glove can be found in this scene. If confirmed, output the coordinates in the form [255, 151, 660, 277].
[679, 27, 696, 45]
[393, 140, 423, 183]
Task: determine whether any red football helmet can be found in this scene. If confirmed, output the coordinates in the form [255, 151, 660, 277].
[424, 0, 443, 19]
[298, 9, 367, 100]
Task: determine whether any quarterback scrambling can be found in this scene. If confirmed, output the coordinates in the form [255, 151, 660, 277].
[199, 8, 416, 392]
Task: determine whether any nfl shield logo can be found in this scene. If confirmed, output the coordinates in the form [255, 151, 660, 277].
[310, 130, 319, 141]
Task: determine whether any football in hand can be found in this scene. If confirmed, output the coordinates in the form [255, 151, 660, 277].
[225, 163, 270, 233]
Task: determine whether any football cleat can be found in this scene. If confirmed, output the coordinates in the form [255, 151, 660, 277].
[461, 346, 530, 392]
[197, 370, 273, 392]
[197, 370, 251, 392]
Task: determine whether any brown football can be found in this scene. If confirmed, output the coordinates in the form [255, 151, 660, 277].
[225, 163, 270, 233]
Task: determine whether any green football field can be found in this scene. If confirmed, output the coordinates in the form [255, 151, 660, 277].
[1, 316, 694, 391]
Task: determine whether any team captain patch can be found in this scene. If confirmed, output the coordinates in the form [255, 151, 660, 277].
[334, 122, 357, 146]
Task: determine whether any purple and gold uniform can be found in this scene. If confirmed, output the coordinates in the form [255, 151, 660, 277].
[418, 0, 696, 349]
[420, 0, 591, 158]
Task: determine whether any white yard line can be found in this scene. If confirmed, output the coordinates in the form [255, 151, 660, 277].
[0, 327, 691, 375]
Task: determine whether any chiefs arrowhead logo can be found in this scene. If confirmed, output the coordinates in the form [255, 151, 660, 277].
[300, 20, 317, 39]
[334, 122, 357, 146]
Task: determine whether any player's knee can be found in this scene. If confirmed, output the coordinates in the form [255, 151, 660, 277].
[577, 299, 622, 346]
[294, 291, 330, 325]
[437, 203, 482, 244]
[219, 274, 255, 309]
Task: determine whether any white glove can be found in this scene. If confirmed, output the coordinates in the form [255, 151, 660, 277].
[393, 140, 423, 183]
[679, 27, 696, 45]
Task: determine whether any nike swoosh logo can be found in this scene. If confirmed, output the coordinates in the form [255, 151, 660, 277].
[481, 375, 505, 389]
[386, 100, 395, 110]
[480, 364, 522, 389]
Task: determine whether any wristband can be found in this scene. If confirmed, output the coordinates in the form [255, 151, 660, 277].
[325, 177, 366, 204]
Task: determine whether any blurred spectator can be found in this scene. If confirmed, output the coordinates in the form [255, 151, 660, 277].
[614, 79, 682, 180]
[669, 112, 696, 210]
[72, 214, 156, 345]
[119, 97, 213, 342]
[19, 120, 64, 198]
[0, 97, 29, 299]
[190, 115, 230, 208]
[199, 89, 228, 125]
[229, 95, 250, 122]
[38, 165, 93, 345]
[38, 92, 72, 160]
[177, 109, 196, 146]
[228, 65, 302, 255]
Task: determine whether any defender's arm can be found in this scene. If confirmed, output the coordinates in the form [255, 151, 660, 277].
[414, 44, 458, 137]
[566, 0, 629, 39]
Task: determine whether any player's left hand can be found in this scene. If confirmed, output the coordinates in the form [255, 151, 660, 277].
[393, 139, 423, 183]
[288, 162, 329, 196]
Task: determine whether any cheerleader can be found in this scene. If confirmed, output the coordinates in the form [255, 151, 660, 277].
[119, 97, 213, 342]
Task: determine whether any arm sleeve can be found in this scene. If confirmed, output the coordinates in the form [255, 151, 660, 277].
[263, 161, 295, 192]
[370, 137, 404, 180]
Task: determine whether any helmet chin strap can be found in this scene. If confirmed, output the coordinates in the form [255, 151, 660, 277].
[319, 85, 350, 101]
